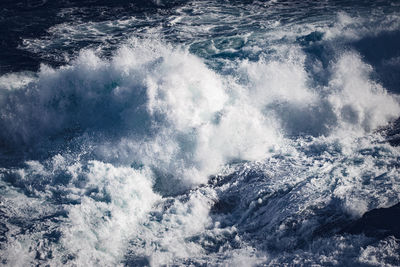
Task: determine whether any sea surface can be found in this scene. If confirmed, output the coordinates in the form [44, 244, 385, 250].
[1, 0, 400, 266]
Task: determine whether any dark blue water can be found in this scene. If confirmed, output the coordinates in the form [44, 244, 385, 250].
[1, 1, 400, 266]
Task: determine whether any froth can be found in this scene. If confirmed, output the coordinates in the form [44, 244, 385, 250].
[1, 3, 400, 266]
[1, 38, 399, 193]
[328, 51, 400, 134]
[0, 155, 160, 266]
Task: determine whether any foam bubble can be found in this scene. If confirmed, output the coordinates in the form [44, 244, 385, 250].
[2, 1, 400, 266]
[2, 39, 285, 193]
[2, 38, 400, 194]
[0, 155, 160, 266]
[358, 237, 400, 266]
[328, 51, 400, 133]
[324, 12, 400, 41]
[60, 161, 159, 266]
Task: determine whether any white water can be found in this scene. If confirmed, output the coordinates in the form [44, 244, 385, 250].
[1, 6, 400, 266]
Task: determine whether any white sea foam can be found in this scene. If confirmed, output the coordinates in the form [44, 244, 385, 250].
[1, 36, 399, 187]
[358, 236, 400, 266]
[0, 155, 160, 266]
[1, 39, 285, 192]
[324, 12, 400, 41]
[328, 52, 400, 134]
[0, 72, 36, 91]
[1, 5, 400, 265]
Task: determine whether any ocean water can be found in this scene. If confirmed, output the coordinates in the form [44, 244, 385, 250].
[1, 0, 400, 266]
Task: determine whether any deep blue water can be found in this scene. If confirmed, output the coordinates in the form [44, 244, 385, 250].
[1, 1, 400, 266]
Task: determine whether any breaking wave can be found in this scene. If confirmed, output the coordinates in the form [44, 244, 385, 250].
[1, 3, 400, 266]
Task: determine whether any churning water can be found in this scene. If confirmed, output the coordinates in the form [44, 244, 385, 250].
[1, 0, 400, 266]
